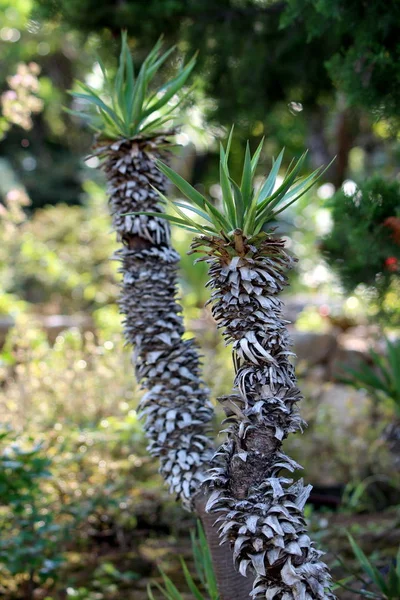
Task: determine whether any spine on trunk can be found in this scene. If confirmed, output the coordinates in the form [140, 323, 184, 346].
[196, 234, 334, 599]
[97, 137, 214, 508]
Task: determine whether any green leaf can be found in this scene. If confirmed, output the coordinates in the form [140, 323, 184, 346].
[152, 187, 216, 234]
[256, 148, 284, 204]
[258, 151, 307, 212]
[369, 349, 391, 388]
[348, 534, 388, 594]
[63, 107, 94, 121]
[155, 166, 229, 233]
[181, 559, 204, 600]
[140, 114, 175, 134]
[168, 201, 213, 235]
[344, 365, 388, 394]
[69, 32, 196, 140]
[240, 141, 253, 208]
[222, 125, 234, 166]
[145, 45, 176, 87]
[198, 525, 218, 600]
[160, 572, 184, 600]
[395, 545, 400, 583]
[251, 136, 265, 175]
[230, 178, 245, 229]
[69, 90, 124, 129]
[156, 160, 206, 209]
[220, 148, 236, 227]
[272, 157, 335, 218]
[114, 34, 127, 117]
[130, 64, 148, 132]
[147, 584, 157, 600]
[122, 33, 136, 120]
[141, 83, 195, 133]
[174, 201, 214, 224]
[387, 562, 399, 597]
[386, 339, 400, 402]
[128, 210, 202, 233]
[143, 54, 196, 118]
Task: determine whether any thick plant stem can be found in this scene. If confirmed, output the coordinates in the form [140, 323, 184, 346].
[192, 232, 334, 600]
[96, 136, 214, 508]
[196, 493, 254, 600]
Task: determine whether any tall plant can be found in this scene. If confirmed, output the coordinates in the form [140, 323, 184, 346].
[145, 135, 335, 599]
[69, 33, 215, 505]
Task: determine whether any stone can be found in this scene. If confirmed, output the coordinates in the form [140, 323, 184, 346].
[317, 382, 369, 426]
[329, 333, 372, 381]
[290, 330, 337, 366]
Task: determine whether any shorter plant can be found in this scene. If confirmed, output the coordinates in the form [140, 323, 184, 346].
[150, 129, 327, 238]
[336, 535, 400, 600]
[148, 522, 219, 600]
[135, 134, 335, 599]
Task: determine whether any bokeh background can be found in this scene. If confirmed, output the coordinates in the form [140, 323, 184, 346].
[0, 1, 399, 598]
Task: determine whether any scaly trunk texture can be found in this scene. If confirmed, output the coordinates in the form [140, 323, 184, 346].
[194, 232, 334, 600]
[95, 135, 215, 507]
[95, 136, 253, 599]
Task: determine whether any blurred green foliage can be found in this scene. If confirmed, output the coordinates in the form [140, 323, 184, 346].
[321, 177, 400, 323]
[282, 0, 400, 127]
[148, 523, 219, 600]
[342, 338, 400, 419]
[0, 179, 119, 314]
[336, 535, 400, 599]
[0, 0, 93, 208]
[0, 430, 64, 593]
[0, 0, 398, 214]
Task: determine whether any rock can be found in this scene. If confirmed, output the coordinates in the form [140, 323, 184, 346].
[290, 330, 337, 366]
[317, 383, 369, 426]
[329, 333, 372, 381]
[307, 364, 329, 383]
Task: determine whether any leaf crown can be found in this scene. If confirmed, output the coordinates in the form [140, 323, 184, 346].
[67, 31, 196, 140]
[146, 129, 331, 241]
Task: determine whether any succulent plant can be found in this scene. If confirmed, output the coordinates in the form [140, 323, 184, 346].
[143, 135, 335, 599]
[70, 33, 214, 509]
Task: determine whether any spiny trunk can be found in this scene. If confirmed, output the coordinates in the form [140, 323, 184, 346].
[96, 135, 214, 505]
[194, 232, 334, 599]
[95, 137, 252, 597]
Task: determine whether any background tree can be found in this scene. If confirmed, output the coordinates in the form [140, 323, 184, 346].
[31, 0, 400, 187]
[321, 176, 400, 325]
[2, 0, 399, 213]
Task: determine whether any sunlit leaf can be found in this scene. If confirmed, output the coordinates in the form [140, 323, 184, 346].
[68, 32, 196, 140]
